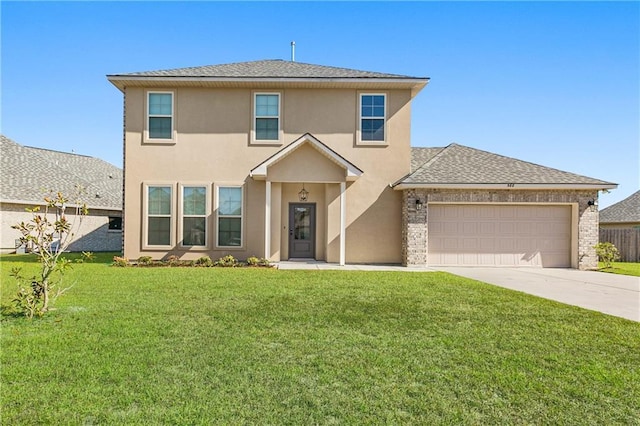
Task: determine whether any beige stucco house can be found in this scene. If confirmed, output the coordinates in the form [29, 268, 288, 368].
[107, 60, 616, 269]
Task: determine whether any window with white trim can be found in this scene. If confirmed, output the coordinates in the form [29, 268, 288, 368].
[254, 93, 280, 141]
[146, 185, 173, 246]
[217, 186, 243, 247]
[148, 92, 173, 140]
[360, 94, 386, 142]
[181, 186, 208, 247]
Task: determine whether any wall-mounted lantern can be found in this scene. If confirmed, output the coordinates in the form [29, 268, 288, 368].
[298, 184, 309, 202]
[587, 199, 598, 210]
[416, 199, 423, 211]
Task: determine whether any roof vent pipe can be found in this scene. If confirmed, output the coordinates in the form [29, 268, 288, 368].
[291, 41, 295, 62]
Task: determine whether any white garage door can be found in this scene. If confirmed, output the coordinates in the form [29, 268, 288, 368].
[428, 204, 571, 267]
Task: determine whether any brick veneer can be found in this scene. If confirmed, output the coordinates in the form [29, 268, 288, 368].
[402, 189, 599, 270]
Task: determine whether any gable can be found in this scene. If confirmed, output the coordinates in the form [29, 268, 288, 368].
[251, 133, 362, 182]
[267, 143, 346, 183]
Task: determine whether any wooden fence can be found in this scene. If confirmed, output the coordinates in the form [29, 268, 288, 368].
[599, 228, 640, 262]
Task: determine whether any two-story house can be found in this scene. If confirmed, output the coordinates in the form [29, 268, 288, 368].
[107, 60, 615, 269]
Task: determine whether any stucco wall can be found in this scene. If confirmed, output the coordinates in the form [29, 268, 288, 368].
[1, 202, 122, 253]
[402, 189, 600, 270]
[122, 86, 414, 262]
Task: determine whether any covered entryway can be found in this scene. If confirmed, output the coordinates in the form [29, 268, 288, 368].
[250, 133, 363, 265]
[289, 203, 315, 258]
[428, 204, 571, 267]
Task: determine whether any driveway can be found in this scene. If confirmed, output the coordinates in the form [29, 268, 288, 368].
[435, 267, 640, 322]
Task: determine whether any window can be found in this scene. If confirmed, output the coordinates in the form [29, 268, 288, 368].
[181, 186, 207, 247]
[108, 216, 122, 231]
[217, 186, 243, 247]
[148, 92, 173, 140]
[146, 185, 172, 246]
[360, 94, 386, 142]
[254, 93, 280, 141]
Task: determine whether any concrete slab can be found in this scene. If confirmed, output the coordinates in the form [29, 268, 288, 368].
[435, 267, 640, 322]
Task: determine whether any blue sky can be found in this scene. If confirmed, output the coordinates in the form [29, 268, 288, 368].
[2, 1, 638, 207]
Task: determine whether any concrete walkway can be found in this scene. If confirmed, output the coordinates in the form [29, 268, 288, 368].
[435, 267, 640, 322]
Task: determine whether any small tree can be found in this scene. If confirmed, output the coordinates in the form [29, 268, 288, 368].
[10, 189, 88, 317]
[594, 242, 620, 269]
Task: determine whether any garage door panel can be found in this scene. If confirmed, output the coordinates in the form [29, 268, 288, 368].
[428, 205, 571, 267]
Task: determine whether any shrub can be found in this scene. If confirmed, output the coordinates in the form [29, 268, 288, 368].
[216, 255, 238, 267]
[594, 242, 620, 269]
[137, 256, 153, 265]
[247, 256, 271, 267]
[194, 256, 213, 267]
[112, 256, 130, 267]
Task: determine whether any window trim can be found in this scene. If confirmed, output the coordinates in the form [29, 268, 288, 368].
[145, 90, 176, 143]
[178, 183, 210, 250]
[142, 182, 175, 250]
[251, 92, 282, 145]
[215, 183, 245, 249]
[357, 92, 387, 145]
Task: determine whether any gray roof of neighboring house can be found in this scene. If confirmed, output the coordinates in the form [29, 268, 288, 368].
[0, 135, 122, 211]
[401, 143, 616, 187]
[600, 190, 640, 224]
[109, 59, 425, 79]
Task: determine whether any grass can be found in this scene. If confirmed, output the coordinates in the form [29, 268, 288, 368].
[2, 253, 639, 424]
[598, 261, 640, 277]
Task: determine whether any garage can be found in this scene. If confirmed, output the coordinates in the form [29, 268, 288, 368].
[428, 204, 571, 267]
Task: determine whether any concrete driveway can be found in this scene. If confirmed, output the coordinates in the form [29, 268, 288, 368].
[435, 267, 640, 322]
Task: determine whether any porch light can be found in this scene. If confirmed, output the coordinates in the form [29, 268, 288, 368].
[416, 199, 423, 210]
[587, 199, 598, 210]
[298, 184, 309, 202]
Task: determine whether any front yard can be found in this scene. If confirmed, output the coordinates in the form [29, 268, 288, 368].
[599, 261, 640, 277]
[1, 254, 639, 424]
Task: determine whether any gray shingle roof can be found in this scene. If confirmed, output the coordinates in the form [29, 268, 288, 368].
[600, 190, 640, 224]
[401, 143, 616, 187]
[1, 135, 122, 210]
[110, 59, 425, 79]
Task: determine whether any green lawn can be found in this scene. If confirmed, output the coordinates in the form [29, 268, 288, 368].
[598, 261, 640, 277]
[2, 254, 639, 424]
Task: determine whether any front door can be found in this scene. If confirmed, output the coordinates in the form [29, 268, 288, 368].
[289, 203, 315, 259]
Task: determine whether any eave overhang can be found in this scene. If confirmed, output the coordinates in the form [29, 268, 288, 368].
[250, 133, 363, 182]
[0, 198, 122, 212]
[106, 75, 429, 96]
[392, 183, 619, 191]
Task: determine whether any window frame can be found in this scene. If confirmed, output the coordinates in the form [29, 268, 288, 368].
[252, 92, 282, 145]
[146, 90, 176, 143]
[143, 183, 175, 250]
[357, 92, 387, 145]
[108, 216, 122, 232]
[178, 184, 210, 249]
[215, 184, 245, 249]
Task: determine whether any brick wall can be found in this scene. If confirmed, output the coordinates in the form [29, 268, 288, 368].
[402, 189, 599, 269]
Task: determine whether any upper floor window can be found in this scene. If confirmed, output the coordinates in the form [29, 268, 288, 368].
[148, 92, 173, 140]
[254, 93, 280, 142]
[360, 94, 386, 142]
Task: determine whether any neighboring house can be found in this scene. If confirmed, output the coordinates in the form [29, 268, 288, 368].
[107, 59, 616, 269]
[599, 190, 640, 262]
[0, 135, 123, 253]
[599, 191, 640, 229]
